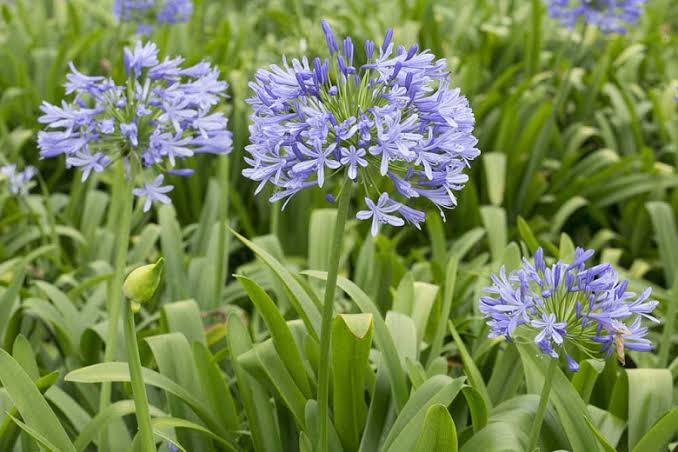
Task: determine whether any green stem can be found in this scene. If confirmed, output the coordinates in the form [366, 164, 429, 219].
[527, 357, 558, 451]
[98, 161, 133, 450]
[124, 302, 155, 451]
[317, 182, 354, 452]
[526, 0, 542, 77]
[214, 156, 230, 307]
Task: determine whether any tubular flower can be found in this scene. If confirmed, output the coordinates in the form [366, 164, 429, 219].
[114, 0, 193, 34]
[0, 164, 37, 196]
[546, 0, 646, 33]
[37, 41, 232, 212]
[480, 247, 658, 370]
[243, 21, 479, 236]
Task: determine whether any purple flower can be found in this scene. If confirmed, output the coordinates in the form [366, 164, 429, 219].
[114, 0, 192, 34]
[356, 193, 404, 237]
[243, 22, 479, 233]
[546, 0, 646, 34]
[1, 164, 37, 196]
[480, 247, 657, 370]
[38, 40, 232, 211]
[66, 152, 111, 181]
[132, 175, 174, 212]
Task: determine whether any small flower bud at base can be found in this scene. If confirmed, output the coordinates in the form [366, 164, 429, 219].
[123, 257, 164, 304]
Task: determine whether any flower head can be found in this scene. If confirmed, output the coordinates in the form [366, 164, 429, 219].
[243, 21, 479, 236]
[114, 0, 193, 34]
[1, 164, 37, 196]
[38, 41, 232, 211]
[546, 0, 646, 33]
[480, 247, 658, 370]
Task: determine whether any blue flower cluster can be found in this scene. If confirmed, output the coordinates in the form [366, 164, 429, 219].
[1, 164, 37, 196]
[546, 0, 646, 33]
[480, 247, 658, 370]
[37, 41, 232, 211]
[243, 21, 479, 236]
[114, 0, 193, 34]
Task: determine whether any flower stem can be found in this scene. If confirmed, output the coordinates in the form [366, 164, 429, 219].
[317, 182, 353, 452]
[98, 160, 133, 449]
[527, 357, 558, 451]
[124, 302, 155, 451]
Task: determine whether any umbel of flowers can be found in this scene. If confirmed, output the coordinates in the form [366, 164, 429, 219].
[243, 20, 479, 236]
[1, 164, 36, 196]
[114, 0, 193, 34]
[546, 0, 646, 33]
[480, 247, 658, 371]
[37, 41, 232, 211]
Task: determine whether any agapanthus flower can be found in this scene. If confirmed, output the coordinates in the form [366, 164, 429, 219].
[480, 247, 658, 371]
[37, 41, 232, 211]
[1, 164, 37, 196]
[243, 21, 479, 236]
[114, 0, 193, 34]
[546, 0, 646, 33]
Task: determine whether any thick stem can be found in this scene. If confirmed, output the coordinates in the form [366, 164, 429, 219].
[527, 357, 558, 451]
[98, 161, 133, 449]
[317, 182, 353, 452]
[124, 302, 156, 451]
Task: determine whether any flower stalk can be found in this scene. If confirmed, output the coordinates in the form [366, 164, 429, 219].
[317, 181, 353, 452]
[527, 357, 558, 451]
[99, 160, 134, 448]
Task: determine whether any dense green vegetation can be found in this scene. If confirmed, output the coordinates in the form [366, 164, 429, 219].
[0, 0, 677, 451]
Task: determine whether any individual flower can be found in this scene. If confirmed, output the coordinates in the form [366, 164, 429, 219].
[1, 164, 37, 196]
[480, 247, 658, 370]
[114, 0, 193, 34]
[243, 21, 479, 235]
[38, 41, 232, 211]
[546, 0, 646, 33]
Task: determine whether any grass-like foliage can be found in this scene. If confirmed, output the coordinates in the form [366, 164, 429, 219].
[0, 0, 677, 451]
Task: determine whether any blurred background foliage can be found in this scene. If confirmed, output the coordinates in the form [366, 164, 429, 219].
[1, 0, 678, 451]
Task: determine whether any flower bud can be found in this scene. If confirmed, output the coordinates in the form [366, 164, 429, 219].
[123, 257, 164, 304]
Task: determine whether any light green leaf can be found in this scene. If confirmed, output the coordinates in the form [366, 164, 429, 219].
[414, 404, 458, 452]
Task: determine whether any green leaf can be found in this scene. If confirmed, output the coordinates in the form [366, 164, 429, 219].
[516, 216, 539, 254]
[192, 341, 239, 432]
[145, 332, 213, 450]
[159, 204, 188, 300]
[304, 270, 409, 410]
[461, 386, 488, 433]
[151, 416, 238, 451]
[382, 375, 464, 452]
[414, 404, 457, 452]
[65, 362, 221, 436]
[483, 152, 507, 207]
[460, 422, 526, 452]
[448, 321, 492, 409]
[161, 299, 206, 346]
[571, 359, 605, 403]
[234, 230, 321, 338]
[428, 257, 459, 367]
[586, 405, 625, 451]
[626, 369, 673, 450]
[332, 313, 373, 451]
[12, 335, 39, 380]
[239, 338, 308, 426]
[517, 344, 602, 451]
[631, 405, 678, 452]
[308, 209, 337, 272]
[226, 314, 282, 452]
[646, 201, 678, 287]
[0, 348, 75, 452]
[237, 275, 312, 398]
[480, 206, 507, 261]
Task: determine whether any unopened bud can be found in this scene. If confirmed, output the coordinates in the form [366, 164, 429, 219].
[123, 257, 164, 304]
